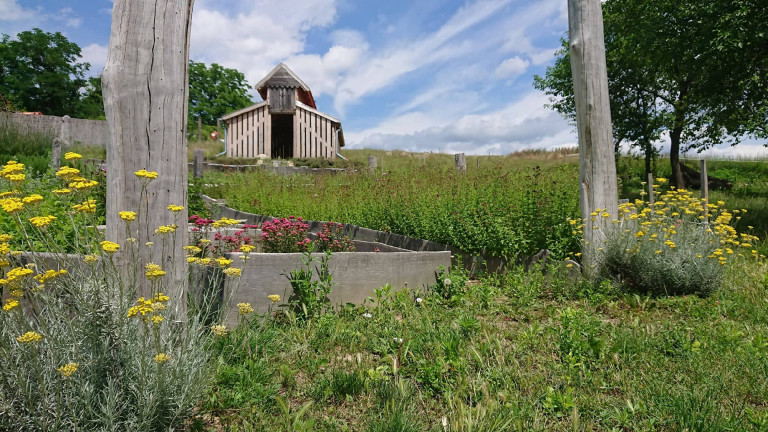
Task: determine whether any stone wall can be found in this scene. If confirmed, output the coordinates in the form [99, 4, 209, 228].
[1, 112, 108, 148]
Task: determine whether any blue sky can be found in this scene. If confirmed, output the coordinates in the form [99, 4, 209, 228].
[2, 0, 767, 156]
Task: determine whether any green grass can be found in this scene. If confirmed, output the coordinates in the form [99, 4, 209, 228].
[202, 151, 582, 260]
[196, 260, 768, 431]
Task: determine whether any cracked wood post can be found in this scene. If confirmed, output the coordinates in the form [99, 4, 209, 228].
[454, 153, 466, 173]
[193, 149, 205, 179]
[102, 0, 194, 310]
[568, 0, 618, 276]
[51, 137, 62, 171]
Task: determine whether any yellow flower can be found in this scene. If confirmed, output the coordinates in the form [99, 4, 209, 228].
[64, 152, 82, 160]
[151, 315, 164, 325]
[0, 234, 12, 242]
[57, 362, 79, 377]
[127, 296, 155, 318]
[55, 166, 81, 180]
[211, 325, 227, 336]
[33, 269, 67, 284]
[199, 258, 212, 265]
[52, 188, 71, 195]
[154, 353, 170, 364]
[268, 294, 281, 303]
[68, 178, 99, 190]
[119, 211, 136, 222]
[83, 254, 99, 263]
[216, 257, 232, 268]
[100, 241, 120, 254]
[237, 302, 254, 315]
[223, 267, 241, 277]
[72, 199, 96, 213]
[29, 215, 56, 228]
[21, 194, 43, 205]
[145, 262, 166, 280]
[656, 177, 668, 184]
[3, 299, 19, 311]
[154, 224, 178, 235]
[6, 173, 25, 183]
[239, 245, 255, 253]
[134, 169, 158, 180]
[167, 204, 184, 213]
[17, 331, 43, 343]
[0, 197, 23, 214]
[186, 256, 199, 263]
[212, 217, 239, 228]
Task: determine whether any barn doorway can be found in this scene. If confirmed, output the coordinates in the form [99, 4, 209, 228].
[271, 114, 293, 159]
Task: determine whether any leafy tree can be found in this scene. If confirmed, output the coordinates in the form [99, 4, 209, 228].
[535, 0, 768, 188]
[0, 28, 89, 116]
[188, 60, 253, 131]
[78, 76, 105, 120]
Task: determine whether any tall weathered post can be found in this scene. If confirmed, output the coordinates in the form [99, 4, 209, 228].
[568, 0, 619, 275]
[368, 156, 377, 173]
[102, 0, 194, 309]
[454, 153, 466, 173]
[51, 138, 62, 171]
[193, 149, 205, 179]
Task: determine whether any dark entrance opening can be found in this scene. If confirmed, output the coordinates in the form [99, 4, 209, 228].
[271, 114, 293, 159]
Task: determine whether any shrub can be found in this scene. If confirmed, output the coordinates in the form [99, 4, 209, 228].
[596, 186, 759, 296]
[261, 216, 310, 253]
[284, 250, 334, 319]
[0, 161, 213, 430]
[314, 221, 355, 252]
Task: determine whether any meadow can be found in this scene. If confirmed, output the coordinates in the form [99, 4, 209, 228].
[2, 135, 768, 431]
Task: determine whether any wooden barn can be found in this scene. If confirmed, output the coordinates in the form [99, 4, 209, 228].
[222, 63, 344, 159]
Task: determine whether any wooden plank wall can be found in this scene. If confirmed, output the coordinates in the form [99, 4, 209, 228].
[295, 106, 336, 159]
[226, 105, 269, 158]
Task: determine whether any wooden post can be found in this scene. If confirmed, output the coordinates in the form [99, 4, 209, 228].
[197, 117, 202, 141]
[647, 173, 655, 205]
[102, 0, 193, 308]
[368, 156, 377, 173]
[51, 137, 62, 171]
[700, 159, 708, 224]
[476, 157, 480, 170]
[454, 153, 466, 172]
[193, 149, 205, 179]
[568, 0, 619, 275]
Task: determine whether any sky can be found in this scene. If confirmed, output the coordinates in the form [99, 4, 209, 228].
[1, 0, 767, 157]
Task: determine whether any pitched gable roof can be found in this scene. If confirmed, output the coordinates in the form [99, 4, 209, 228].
[255, 63, 316, 108]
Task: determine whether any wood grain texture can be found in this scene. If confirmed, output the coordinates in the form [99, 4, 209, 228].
[102, 0, 194, 306]
[568, 0, 618, 274]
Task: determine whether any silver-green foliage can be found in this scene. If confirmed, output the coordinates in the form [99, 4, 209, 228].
[0, 257, 211, 431]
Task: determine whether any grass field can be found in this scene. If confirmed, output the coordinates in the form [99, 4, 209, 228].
[196, 261, 768, 431]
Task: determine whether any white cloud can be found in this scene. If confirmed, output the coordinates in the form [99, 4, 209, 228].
[494, 56, 530, 80]
[333, 0, 513, 113]
[0, 0, 38, 22]
[80, 43, 109, 75]
[346, 92, 575, 154]
[190, 0, 340, 95]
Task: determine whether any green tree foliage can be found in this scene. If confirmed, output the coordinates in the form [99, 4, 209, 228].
[534, 0, 768, 188]
[188, 60, 253, 130]
[78, 76, 105, 119]
[0, 28, 89, 116]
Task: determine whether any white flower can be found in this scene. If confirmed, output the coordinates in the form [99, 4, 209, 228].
[444, 278, 452, 286]
[393, 337, 403, 344]
[363, 312, 372, 318]
[416, 297, 423, 303]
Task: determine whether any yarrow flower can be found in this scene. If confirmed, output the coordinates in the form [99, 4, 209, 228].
[155, 224, 178, 235]
[29, 215, 56, 228]
[83, 254, 99, 263]
[100, 241, 120, 254]
[21, 194, 43, 205]
[145, 262, 166, 280]
[64, 152, 82, 160]
[57, 362, 79, 377]
[154, 353, 170, 364]
[223, 267, 242, 277]
[72, 199, 97, 213]
[216, 257, 233, 268]
[134, 169, 158, 180]
[17, 331, 43, 344]
[268, 294, 280, 303]
[0, 197, 23, 214]
[237, 302, 254, 315]
[55, 166, 81, 180]
[119, 211, 136, 222]
[3, 299, 19, 311]
[211, 325, 228, 336]
[167, 204, 184, 213]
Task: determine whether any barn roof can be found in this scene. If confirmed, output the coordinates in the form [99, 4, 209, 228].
[255, 63, 316, 108]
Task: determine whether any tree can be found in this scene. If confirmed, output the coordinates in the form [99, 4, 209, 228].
[78, 76, 105, 120]
[568, 0, 618, 274]
[102, 0, 194, 307]
[188, 60, 252, 129]
[536, 0, 768, 188]
[0, 28, 89, 116]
